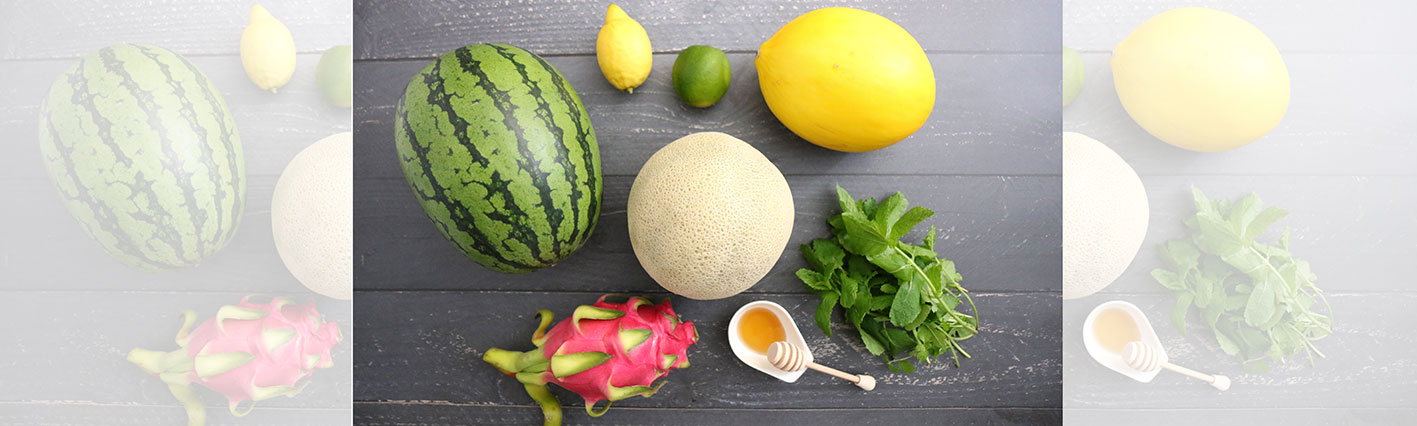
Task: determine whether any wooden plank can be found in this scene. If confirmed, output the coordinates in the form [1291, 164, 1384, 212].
[1062, 293, 1417, 409]
[353, 175, 1060, 293]
[356, 403, 1062, 426]
[0, 292, 352, 407]
[1063, 53, 1417, 176]
[0, 175, 346, 293]
[0, 403, 351, 426]
[353, 291, 1061, 410]
[0, 54, 353, 180]
[1063, 0, 1417, 53]
[1082, 175, 1417, 294]
[1065, 408, 1417, 424]
[352, 52, 1061, 178]
[353, 0, 1060, 60]
[0, 0, 352, 60]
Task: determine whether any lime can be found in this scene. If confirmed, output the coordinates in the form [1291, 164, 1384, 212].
[316, 45, 354, 107]
[672, 45, 731, 108]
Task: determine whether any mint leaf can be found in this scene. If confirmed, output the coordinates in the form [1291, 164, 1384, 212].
[1244, 278, 1277, 327]
[889, 206, 934, 240]
[1171, 293, 1193, 336]
[890, 276, 923, 327]
[1244, 206, 1288, 240]
[815, 292, 839, 337]
[840, 274, 860, 309]
[874, 192, 908, 231]
[795, 269, 833, 292]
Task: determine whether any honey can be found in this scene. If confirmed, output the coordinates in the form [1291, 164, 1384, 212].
[738, 307, 786, 353]
[1093, 308, 1140, 354]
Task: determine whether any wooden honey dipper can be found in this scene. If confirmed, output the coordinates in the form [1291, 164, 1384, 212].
[766, 341, 876, 391]
[1123, 341, 1231, 391]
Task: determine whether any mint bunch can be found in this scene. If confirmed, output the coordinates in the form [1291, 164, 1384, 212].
[1153, 187, 1332, 373]
[796, 186, 978, 372]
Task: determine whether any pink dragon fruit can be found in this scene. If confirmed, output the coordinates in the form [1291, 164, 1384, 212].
[483, 295, 699, 425]
[127, 296, 343, 426]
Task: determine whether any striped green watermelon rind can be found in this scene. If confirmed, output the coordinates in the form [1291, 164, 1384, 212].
[38, 44, 246, 271]
[394, 43, 602, 274]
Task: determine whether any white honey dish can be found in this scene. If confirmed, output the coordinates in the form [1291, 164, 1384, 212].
[728, 301, 811, 383]
[1083, 300, 1164, 383]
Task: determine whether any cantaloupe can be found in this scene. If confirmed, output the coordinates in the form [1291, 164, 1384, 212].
[627, 132, 794, 300]
[1063, 132, 1148, 300]
[272, 132, 352, 300]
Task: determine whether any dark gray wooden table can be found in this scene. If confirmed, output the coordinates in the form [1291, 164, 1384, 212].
[353, 1, 1062, 425]
[0, 1, 353, 424]
[1062, 1, 1417, 424]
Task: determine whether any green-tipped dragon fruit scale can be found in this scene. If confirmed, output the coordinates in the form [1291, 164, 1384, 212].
[127, 296, 343, 426]
[483, 295, 699, 426]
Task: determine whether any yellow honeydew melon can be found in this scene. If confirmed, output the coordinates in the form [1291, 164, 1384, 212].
[1063, 132, 1148, 300]
[272, 132, 352, 300]
[1111, 7, 1289, 152]
[627, 132, 794, 300]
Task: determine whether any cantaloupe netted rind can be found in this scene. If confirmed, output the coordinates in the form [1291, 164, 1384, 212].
[1063, 132, 1149, 300]
[272, 132, 353, 300]
[627, 132, 794, 300]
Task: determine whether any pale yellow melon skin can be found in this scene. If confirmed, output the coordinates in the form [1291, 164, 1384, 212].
[1112, 7, 1289, 152]
[272, 132, 353, 300]
[1063, 132, 1148, 300]
[627, 132, 794, 300]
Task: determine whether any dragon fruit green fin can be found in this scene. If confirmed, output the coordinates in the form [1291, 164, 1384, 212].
[551, 350, 612, 378]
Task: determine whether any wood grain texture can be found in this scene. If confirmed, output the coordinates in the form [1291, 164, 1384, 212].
[0, 0, 353, 60]
[353, 52, 1060, 178]
[1, 403, 351, 426]
[1064, 0, 1417, 53]
[355, 403, 1062, 426]
[1063, 293, 1417, 409]
[1065, 408, 1417, 424]
[355, 174, 1060, 293]
[353, 291, 1060, 409]
[0, 292, 351, 407]
[1063, 53, 1417, 176]
[354, 0, 1060, 59]
[350, 0, 1062, 423]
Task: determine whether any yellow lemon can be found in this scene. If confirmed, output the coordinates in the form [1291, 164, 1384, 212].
[596, 4, 652, 93]
[241, 4, 296, 93]
[756, 7, 934, 152]
[1112, 7, 1289, 152]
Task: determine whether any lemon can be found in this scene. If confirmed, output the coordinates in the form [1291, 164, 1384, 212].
[756, 7, 934, 152]
[596, 4, 652, 93]
[672, 45, 731, 108]
[317, 45, 354, 107]
[1112, 7, 1289, 152]
[241, 4, 297, 93]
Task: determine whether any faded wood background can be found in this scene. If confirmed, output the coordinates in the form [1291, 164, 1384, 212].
[352, 0, 1062, 425]
[0, 0, 354, 424]
[1061, 1, 1417, 424]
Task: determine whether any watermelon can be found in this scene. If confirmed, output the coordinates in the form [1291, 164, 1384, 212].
[38, 44, 246, 271]
[395, 43, 602, 274]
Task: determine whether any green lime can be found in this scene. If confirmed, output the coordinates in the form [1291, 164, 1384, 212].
[317, 45, 354, 108]
[672, 45, 731, 108]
